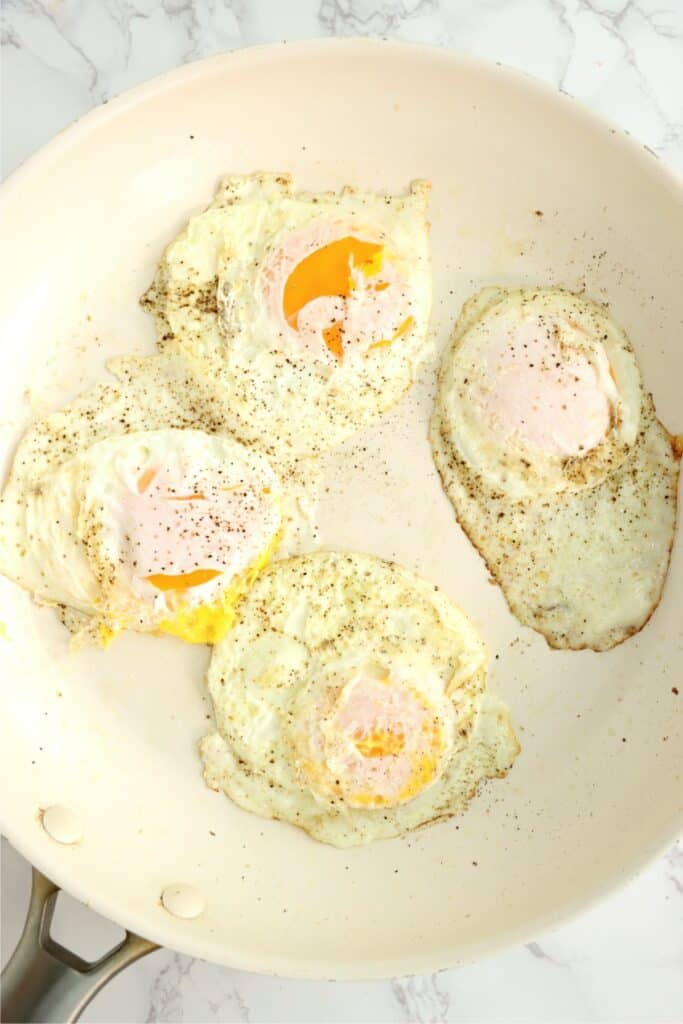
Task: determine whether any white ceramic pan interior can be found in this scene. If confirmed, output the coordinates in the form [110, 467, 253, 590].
[0, 40, 681, 979]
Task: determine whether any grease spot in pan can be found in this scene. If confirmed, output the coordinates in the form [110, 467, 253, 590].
[41, 805, 83, 845]
[161, 883, 205, 919]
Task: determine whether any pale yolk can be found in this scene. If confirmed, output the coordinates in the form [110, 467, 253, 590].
[313, 673, 446, 808]
[262, 221, 418, 363]
[476, 318, 612, 457]
[283, 236, 384, 359]
[137, 466, 158, 492]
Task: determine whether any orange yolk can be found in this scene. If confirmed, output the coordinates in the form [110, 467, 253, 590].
[146, 568, 223, 592]
[283, 236, 383, 359]
[322, 322, 344, 359]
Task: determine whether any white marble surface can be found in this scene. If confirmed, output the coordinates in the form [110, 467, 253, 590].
[1, 1, 682, 1021]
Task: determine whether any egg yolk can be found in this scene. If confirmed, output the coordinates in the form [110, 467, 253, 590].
[475, 316, 613, 457]
[156, 529, 280, 645]
[101, 459, 281, 645]
[278, 232, 411, 361]
[283, 237, 383, 328]
[146, 568, 222, 591]
[283, 236, 384, 360]
[307, 672, 446, 808]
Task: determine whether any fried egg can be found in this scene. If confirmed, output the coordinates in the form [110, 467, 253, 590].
[0, 357, 312, 645]
[142, 173, 433, 457]
[200, 552, 519, 847]
[431, 287, 681, 651]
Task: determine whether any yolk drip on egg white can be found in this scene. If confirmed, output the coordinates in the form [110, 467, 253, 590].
[156, 526, 281, 645]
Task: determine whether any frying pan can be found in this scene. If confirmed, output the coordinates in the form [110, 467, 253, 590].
[1, 39, 681, 1023]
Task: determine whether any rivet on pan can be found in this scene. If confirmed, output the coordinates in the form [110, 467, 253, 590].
[161, 884, 206, 920]
[41, 805, 83, 845]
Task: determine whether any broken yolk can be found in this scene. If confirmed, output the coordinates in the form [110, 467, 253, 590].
[283, 237, 383, 328]
[370, 315, 415, 351]
[322, 322, 344, 359]
[283, 236, 384, 359]
[315, 674, 447, 808]
[354, 727, 405, 759]
[155, 531, 280, 645]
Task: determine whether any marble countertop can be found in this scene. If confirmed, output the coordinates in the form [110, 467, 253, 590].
[1, 1, 682, 1022]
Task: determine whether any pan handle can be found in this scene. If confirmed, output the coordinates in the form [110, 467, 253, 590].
[1, 867, 158, 1023]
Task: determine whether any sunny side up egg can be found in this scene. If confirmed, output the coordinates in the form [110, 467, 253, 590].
[200, 552, 519, 847]
[142, 173, 433, 457]
[0, 357, 312, 646]
[431, 287, 682, 651]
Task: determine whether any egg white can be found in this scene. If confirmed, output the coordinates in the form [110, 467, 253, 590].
[0, 356, 315, 644]
[142, 173, 433, 457]
[201, 551, 519, 847]
[431, 287, 681, 651]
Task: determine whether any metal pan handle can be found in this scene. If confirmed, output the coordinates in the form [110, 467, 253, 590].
[1, 867, 158, 1023]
